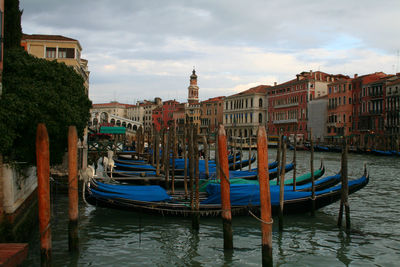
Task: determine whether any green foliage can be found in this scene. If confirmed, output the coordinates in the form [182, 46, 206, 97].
[4, 0, 23, 49]
[0, 48, 92, 164]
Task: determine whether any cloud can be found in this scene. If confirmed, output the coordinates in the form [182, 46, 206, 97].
[20, 0, 400, 104]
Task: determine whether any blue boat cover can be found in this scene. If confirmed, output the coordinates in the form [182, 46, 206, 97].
[91, 181, 171, 202]
[201, 176, 367, 206]
[114, 162, 156, 171]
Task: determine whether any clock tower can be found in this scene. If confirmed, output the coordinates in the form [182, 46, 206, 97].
[188, 69, 199, 104]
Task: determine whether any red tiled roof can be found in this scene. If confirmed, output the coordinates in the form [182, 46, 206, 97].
[201, 96, 225, 103]
[232, 85, 270, 96]
[22, 33, 78, 42]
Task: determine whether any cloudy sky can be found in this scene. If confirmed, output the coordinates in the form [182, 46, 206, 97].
[20, 0, 400, 104]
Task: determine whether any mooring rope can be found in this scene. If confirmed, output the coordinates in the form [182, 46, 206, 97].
[248, 210, 274, 225]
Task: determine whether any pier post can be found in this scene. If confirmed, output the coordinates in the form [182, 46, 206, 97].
[233, 137, 236, 170]
[257, 126, 273, 267]
[203, 135, 209, 179]
[248, 136, 252, 170]
[218, 125, 233, 250]
[338, 138, 350, 231]
[276, 132, 281, 185]
[292, 135, 297, 191]
[68, 126, 79, 252]
[155, 130, 160, 176]
[215, 129, 220, 178]
[240, 137, 243, 170]
[279, 136, 286, 231]
[183, 125, 188, 198]
[171, 125, 176, 194]
[152, 126, 155, 165]
[193, 127, 200, 230]
[36, 124, 52, 266]
[165, 128, 171, 190]
[310, 129, 315, 216]
[189, 125, 195, 212]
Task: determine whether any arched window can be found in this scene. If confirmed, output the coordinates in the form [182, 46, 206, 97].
[110, 118, 115, 125]
[133, 125, 138, 131]
[116, 120, 121, 126]
[122, 122, 127, 127]
[259, 98, 263, 107]
[259, 113, 262, 123]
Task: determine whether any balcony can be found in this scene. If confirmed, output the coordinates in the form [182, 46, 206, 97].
[274, 103, 299, 109]
[273, 119, 298, 124]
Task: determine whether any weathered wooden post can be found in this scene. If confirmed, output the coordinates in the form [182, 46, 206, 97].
[218, 125, 233, 250]
[68, 126, 79, 252]
[279, 136, 286, 231]
[276, 132, 282, 185]
[189, 125, 195, 212]
[155, 130, 161, 176]
[160, 129, 165, 170]
[310, 128, 316, 216]
[183, 125, 188, 198]
[36, 124, 52, 266]
[215, 129, 220, 178]
[202, 135, 209, 179]
[248, 136, 252, 170]
[152, 126, 156, 166]
[292, 135, 297, 191]
[240, 137, 243, 170]
[171, 125, 176, 194]
[193, 127, 200, 230]
[165, 128, 171, 190]
[338, 138, 350, 231]
[257, 126, 273, 267]
[233, 137, 236, 170]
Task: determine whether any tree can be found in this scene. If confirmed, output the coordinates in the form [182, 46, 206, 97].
[0, 48, 92, 165]
[4, 0, 23, 49]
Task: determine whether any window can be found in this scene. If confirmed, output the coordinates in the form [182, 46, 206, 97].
[258, 113, 262, 123]
[259, 98, 263, 107]
[58, 48, 67, 58]
[46, 47, 56, 58]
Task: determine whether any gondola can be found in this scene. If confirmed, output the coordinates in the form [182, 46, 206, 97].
[85, 170, 368, 217]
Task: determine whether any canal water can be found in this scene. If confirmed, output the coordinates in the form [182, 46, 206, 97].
[22, 149, 400, 266]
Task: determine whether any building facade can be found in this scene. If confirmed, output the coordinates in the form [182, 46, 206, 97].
[267, 71, 345, 141]
[200, 96, 225, 135]
[21, 34, 90, 95]
[152, 100, 179, 131]
[223, 85, 269, 138]
[143, 97, 162, 131]
[385, 75, 400, 136]
[326, 77, 354, 140]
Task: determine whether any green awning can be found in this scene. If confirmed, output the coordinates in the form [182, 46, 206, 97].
[99, 126, 126, 134]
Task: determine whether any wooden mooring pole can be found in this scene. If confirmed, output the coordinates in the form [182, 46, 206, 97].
[183, 125, 188, 198]
[36, 124, 52, 266]
[257, 126, 273, 267]
[171, 126, 176, 194]
[155, 130, 160, 176]
[292, 135, 297, 191]
[189, 125, 195, 214]
[203, 135, 209, 179]
[248, 136, 252, 170]
[193, 127, 200, 230]
[279, 136, 286, 231]
[310, 129, 316, 216]
[240, 137, 243, 170]
[338, 138, 350, 231]
[68, 126, 79, 252]
[218, 125, 233, 250]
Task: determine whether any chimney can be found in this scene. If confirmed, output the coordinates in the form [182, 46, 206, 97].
[274, 82, 277, 86]
[354, 74, 358, 78]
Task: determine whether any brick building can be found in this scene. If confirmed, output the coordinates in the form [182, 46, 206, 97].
[267, 71, 344, 141]
[200, 96, 225, 135]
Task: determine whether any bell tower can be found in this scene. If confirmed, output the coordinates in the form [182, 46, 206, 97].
[188, 68, 199, 104]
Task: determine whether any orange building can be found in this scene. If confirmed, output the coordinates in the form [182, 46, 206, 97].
[326, 77, 354, 140]
[200, 96, 225, 135]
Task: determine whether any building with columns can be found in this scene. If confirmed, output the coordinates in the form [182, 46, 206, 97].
[223, 85, 269, 138]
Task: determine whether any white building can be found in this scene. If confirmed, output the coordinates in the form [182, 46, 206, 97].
[223, 85, 269, 138]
